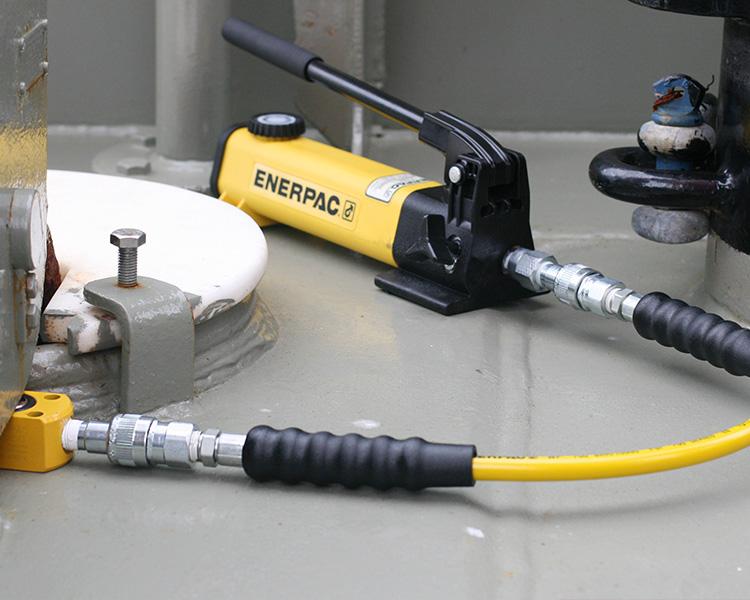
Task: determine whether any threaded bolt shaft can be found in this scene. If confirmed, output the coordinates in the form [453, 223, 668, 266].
[110, 228, 146, 288]
[117, 247, 138, 287]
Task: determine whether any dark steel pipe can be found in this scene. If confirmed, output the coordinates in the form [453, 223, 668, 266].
[709, 17, 750, 253]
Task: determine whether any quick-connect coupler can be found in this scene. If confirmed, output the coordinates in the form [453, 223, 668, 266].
[503, 247, 750, 379]
[502, 248, 643, 320]
[62, 414, 245, 469]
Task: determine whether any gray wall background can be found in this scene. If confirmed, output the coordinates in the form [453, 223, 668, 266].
[48, 0, 723, 132]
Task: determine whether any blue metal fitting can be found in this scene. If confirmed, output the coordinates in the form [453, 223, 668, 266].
[650, 73, 706, 127]
[638, 73, 714, 171]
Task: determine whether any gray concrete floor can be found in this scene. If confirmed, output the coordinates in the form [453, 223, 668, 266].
[2, 128, 749, 599]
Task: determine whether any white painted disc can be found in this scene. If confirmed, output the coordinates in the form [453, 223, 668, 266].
[43, 170, 267, 354]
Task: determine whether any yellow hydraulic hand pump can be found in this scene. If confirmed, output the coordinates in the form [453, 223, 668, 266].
[212, 18, 540, 315]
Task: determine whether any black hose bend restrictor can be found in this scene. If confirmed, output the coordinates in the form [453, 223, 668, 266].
[242, 426, 477, 491]
[633, 292, 750, 377]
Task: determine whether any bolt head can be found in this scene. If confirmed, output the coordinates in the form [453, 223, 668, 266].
[110, 228, 146, 249]
[448, 164, 464, 184]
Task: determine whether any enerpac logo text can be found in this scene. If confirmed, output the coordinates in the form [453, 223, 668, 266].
[252, 164, 357, 226]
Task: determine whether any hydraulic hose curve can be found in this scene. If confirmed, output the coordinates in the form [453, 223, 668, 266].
[477, 248, 750, 481]
[473, 417, 750, 481]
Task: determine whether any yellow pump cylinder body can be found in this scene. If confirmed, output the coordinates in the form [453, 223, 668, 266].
[212, 127, 441, 267]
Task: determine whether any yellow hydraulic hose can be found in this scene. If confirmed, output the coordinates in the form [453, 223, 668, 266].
[472, 417, 750, 481]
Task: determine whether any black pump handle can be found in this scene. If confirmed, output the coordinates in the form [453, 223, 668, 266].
[222, 17, 320, 81]
[222, 17, 425, 130]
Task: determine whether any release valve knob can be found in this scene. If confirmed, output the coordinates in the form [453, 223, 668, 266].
[248, 112, 306, 139]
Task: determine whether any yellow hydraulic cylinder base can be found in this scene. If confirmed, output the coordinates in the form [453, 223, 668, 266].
[0, 391, 74, 472]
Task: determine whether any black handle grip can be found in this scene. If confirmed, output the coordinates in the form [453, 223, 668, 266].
[243, 425, 476, 491]
[222, 17, 321, 80]
[633, 292, 750, 377]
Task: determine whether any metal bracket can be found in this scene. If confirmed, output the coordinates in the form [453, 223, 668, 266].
[81, 276, 195, 414]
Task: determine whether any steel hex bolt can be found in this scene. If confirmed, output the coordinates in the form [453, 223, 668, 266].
[110, 228, 146, 287]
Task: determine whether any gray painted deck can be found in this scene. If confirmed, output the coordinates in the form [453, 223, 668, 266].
[1, 128, 746, 599]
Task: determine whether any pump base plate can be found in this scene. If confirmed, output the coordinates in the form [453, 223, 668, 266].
[374, 268, 476, 315]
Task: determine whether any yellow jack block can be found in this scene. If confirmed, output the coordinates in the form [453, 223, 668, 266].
[0, 391, 74, 472]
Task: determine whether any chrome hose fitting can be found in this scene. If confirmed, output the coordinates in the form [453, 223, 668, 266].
[502, 248, 643, 321]
[61, 414, 245, 469]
